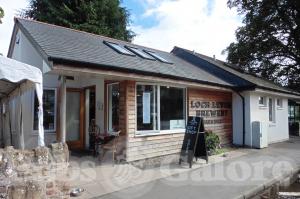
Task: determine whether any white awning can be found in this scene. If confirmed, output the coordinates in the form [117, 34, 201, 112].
[0, 56, 44, 148]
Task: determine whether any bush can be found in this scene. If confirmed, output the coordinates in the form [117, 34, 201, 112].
[205, 131, 220, 154]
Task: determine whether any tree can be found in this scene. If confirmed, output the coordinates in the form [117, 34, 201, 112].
[0, 7, 4, 24]
[21, 0, 135, 42]
[224, 0, 300, 91]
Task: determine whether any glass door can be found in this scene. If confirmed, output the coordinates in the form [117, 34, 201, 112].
[107, 83, 120, 132]
[66, 88, 84, 149]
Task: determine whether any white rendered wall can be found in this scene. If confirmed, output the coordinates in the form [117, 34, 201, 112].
[249, 92, 289, 144]
[232, 90, 289, 147]
[9, 29, 105, 149]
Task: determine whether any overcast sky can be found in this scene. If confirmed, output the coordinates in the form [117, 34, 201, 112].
[0, 0, 241, 60]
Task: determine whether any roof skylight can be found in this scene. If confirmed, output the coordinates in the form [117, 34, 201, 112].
[125, 46, 155, 60]
[143, 50, 173, 64]
[103, 41, 135, 56]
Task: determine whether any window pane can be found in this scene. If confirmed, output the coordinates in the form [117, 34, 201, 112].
[259, 97, 264, 105]
[104, 41, 135, 56]
[269, 98, 273, 122]
[34, 89, 56, 131]
[66, 91, 80, 141]
[295, 106, 300, 119]
[160, 86, 185, 130]
[277, 99, 283, 107]
[108, 84, 120, 131]
[136, 85, 158, 131]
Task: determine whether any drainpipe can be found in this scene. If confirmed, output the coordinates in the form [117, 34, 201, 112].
[235, 91, 246, 147]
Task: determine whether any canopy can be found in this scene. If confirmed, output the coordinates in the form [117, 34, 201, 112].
[0, 56, 44, 148]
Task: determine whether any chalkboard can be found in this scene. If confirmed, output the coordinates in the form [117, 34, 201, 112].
[179, 116, 208, 168]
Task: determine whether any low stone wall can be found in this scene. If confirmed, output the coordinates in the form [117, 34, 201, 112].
[0, 143, 70, 199]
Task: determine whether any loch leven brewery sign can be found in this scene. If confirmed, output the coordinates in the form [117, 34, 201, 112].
[190, 101, 231, 125]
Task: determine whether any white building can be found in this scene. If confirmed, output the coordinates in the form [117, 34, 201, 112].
[3, 18, 300, 163]
[172, 47, 300, 147]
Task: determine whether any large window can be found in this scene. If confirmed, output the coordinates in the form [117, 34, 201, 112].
[136, 84, 186, 134]
[289, 102, 300, 122]
[160, 86, 185, 130]
[33, 89, 56, 132]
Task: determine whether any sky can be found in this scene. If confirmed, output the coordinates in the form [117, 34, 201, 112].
[0, 0, 242, 60]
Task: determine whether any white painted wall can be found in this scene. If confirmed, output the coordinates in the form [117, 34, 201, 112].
[9, 29, 105, 149]
[232, 91, 289, 147]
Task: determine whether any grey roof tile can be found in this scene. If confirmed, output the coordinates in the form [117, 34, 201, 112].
[172, 46, 300, 96]
[15, 18, 233, 87]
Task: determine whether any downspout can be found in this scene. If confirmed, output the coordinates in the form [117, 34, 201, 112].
[235, 91, 246, 147]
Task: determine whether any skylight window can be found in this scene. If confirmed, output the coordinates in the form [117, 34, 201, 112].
[103, 41, 135, 56]
[125, 46, 156, 60]
[143, 50, 173, 64]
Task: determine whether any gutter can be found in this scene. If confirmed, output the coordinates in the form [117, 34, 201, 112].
[49, 57, 234, 89]
[255, 86, 300, 98]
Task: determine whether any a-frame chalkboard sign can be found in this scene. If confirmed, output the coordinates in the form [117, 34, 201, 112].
[179, 116, 208, 168]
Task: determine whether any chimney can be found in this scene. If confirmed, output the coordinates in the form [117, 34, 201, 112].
[213, 55, 216, 61]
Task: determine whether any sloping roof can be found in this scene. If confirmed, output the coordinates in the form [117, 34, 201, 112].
[172, 47, 300, 96]
[10, 18, 234, 88]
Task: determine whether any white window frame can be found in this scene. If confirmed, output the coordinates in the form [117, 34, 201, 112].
[277, 98, 283, 109]
[135, 82, 187, 136]
[258, 96, 267, 107]
[32, 87, 57, 133]
[106, 82, 120, 132]
[268, 97, 276, 123]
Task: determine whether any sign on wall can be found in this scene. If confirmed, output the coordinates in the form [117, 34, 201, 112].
[190, 101, 231, 125]
[188, 89, 233, 144]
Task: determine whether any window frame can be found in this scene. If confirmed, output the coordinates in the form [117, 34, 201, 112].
[268, 97, 276, 123]
[106, 82, 120, 132]
[258, 96, 267, 107]
[135, 82, 187, 136]
[277, 98, 283, 109]
[103, 41, 136, 56]
[32, 87, 57, 134]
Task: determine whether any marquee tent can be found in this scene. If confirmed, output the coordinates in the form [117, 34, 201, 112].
[0, 56, 44, 149]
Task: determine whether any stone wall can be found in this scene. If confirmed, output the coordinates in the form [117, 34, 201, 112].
[0, 143, 70, 199]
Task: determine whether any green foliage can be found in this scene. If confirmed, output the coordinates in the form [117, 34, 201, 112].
[224, 0, 300, 91]
[21, 0, 135, 42]
[0, 7, 4, 24]
[205, 130, 220, 154]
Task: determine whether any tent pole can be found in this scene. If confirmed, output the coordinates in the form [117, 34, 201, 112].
[60, 76, 67, 143]
[19, 88, 25, 149]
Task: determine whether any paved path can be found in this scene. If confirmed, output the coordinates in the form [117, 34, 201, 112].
[93, 137, 300, 199]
